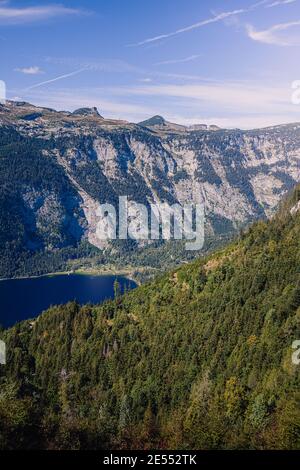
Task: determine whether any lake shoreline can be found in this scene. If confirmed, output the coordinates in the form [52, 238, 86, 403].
[0, 266, 146, 285]
[0, 272, 138, 329]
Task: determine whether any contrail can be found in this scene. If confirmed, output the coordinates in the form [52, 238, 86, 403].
[127, 9, 246, 46]
[25, 68, 87, 90]
[127, 0, 284, 47]
[155, 54, 202, 66]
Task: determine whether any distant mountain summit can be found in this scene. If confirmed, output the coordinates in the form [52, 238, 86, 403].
[138, 115, 221, 132]
[138, 115, 166, 127]
[72, 107, 103, 118]
[138, 115, 186, 132]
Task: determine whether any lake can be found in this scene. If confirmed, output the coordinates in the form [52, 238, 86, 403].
[0, 274, 137, 328]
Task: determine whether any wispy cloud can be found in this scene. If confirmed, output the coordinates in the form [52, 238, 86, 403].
[0, 1, 84, 24]
[242, 0, 296, 7]
[266, 0, 297, 7]
[17, 80, 298, 129]
[154, 54, 202, 66]
[44, 55, 215, 83]
[25, 68, 87, 90]
[128, 0, 298, 47]
[128, 8, 247, 46]
[103, 81, 290, 111]
[247, 20, 300, 45]
[44, 56, 142, 75]
[15, 66, 44, 75]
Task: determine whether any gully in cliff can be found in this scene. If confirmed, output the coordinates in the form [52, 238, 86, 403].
[94, 196, 205, 251]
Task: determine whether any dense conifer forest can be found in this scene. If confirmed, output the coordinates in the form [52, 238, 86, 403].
[0, 186, 299, 449]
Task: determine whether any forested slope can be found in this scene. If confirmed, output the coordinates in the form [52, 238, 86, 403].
[0, 186, 299, 450]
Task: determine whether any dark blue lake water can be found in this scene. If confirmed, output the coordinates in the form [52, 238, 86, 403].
[0, 274, 136, 328]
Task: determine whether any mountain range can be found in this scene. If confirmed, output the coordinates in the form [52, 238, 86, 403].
[0, 100, 299, 279]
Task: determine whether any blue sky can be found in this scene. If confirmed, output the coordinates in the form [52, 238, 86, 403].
[1, 0, 300, 128]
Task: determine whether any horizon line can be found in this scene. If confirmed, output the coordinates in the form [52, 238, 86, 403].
[2, 97, 300, 132]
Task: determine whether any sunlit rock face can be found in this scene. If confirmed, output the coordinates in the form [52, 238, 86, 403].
[0, 101, 299, 252]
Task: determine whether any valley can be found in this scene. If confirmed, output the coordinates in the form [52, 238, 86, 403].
[0, 101, 299, 281]
[1, 184, 299, 449]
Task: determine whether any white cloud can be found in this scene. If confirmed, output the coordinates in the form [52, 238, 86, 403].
[12, 78, 299, 129]
[44, 55, 216, 83]
[15, 66, 44, 75]
[0, 2, 84, 24]
[266, 0, 297, 7]
[247, 20, 300, 45]
[250, 1, 269, 7]
[105, 82, 291, 112]
[155, 54, 202, 66]
[159, 113, 297, 129]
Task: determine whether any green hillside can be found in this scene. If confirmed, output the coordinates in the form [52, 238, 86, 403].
[0, 187, 299, 450]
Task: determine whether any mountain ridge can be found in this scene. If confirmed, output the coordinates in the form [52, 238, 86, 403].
[138, 114, 221, 132]
[0, 100, 299, 279]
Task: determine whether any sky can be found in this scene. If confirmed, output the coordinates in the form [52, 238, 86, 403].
[1, 0, 300, 128]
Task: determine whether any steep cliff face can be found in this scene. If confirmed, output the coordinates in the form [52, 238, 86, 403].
[0, 100, 299, 275]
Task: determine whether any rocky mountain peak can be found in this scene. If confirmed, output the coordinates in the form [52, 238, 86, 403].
[138, 115, 166, 127]
[138, 115, 187, 133]
[138, 115, 221, 133]
[72, 107, 103, 118]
